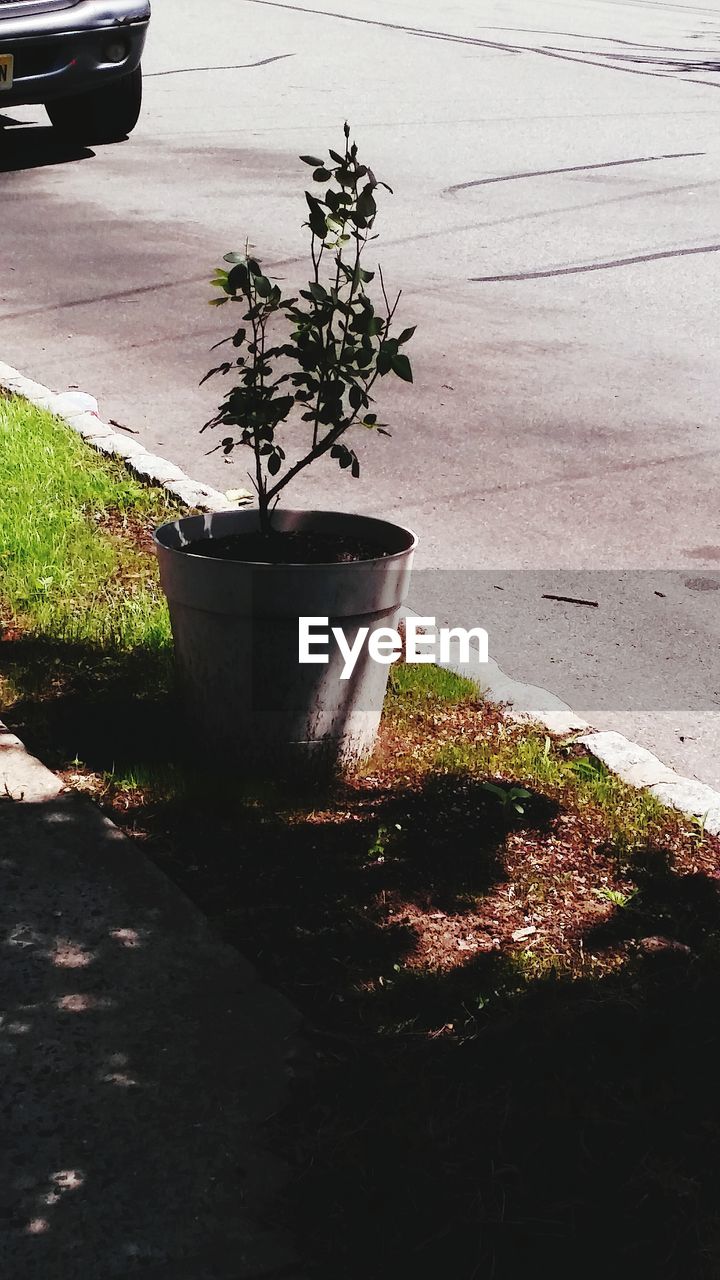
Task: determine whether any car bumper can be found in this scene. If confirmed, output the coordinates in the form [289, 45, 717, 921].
[0, 1, 149, 105]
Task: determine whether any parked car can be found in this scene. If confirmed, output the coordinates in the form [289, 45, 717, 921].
[0, 0, 150, 142]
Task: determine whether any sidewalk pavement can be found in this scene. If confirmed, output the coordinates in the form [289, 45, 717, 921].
[0, 721, 305, 1279]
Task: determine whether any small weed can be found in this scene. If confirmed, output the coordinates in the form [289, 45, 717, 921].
[368, 822, 403, 862]
[480, 780, 532, 816]
[594, 886, 637, 909]
[689, 812, 710, 845]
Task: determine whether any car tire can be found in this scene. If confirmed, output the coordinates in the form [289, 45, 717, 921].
[46, 64, 142, 144]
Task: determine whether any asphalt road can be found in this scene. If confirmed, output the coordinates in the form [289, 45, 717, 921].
[1, 0, 719, 785]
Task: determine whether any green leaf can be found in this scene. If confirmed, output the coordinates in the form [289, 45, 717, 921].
[267, 452, 282, 476]
[351, 455, 360, 478]
[313, 167, 332, 182]
[330, 444, 352, 469]
[227, 263, 250, 293]
[377, 346, 393, 376]
[223, 251, 246, 264]
[391, 353, 413, 383]
[208, 297, 228, 307]
[357, 187, 377, 221]
[305, 192, 328, 240]
[398, 326, 416, 345]
[272, 396, 295, 420]
[300, 155, 325, 167]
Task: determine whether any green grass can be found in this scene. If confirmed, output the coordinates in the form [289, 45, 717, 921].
[0, 394, 178, 652]
[386, 660, 478, 708]
[431, 728, 667, 855]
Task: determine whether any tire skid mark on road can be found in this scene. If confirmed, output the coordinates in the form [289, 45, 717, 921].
[145, 53, 295, 77]
[523, 43, 719, 83]
[445, 151, 705, 195]
[345, 178, 720, 256]
[470, 25, 720, 52]
[0, 275, 212, 323]
[242, 0, 524, 51]
[242, 0, 720, 89]
[399, 447, 720, 508]
[471, 241, 720, 283]
[549, 43, 720, 70]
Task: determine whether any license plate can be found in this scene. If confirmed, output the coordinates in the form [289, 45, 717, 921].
[0, 53, 13, 90]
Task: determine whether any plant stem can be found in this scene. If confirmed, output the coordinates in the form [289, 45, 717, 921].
[248, 279, 271, 536]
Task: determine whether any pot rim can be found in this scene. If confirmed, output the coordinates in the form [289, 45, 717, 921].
[153, 507, 418, 570]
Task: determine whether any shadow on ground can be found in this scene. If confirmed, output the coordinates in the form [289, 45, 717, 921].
[0, 632, 175, 773]
[3, 630, 720, 1278]
[0, 122, 94, 174]
[0, 791, 298, 1279]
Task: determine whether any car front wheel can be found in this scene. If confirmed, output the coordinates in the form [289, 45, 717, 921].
[46, 65, 142, 144]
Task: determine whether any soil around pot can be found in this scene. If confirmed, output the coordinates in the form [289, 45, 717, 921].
[181, 529, 392, 565]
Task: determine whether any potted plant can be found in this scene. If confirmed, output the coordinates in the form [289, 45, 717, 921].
[154, 124, 417, 772]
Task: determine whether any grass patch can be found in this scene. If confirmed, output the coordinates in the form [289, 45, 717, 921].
[2, 391, 720, 1278]
[387, 658, 478, 708]
[0, 394, 177, 653]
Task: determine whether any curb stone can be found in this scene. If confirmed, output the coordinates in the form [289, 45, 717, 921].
[576, 731, 720, 837]
[402, 616, 720, 838]
[0, 361, 235, 514]
[2, 361, 719, 838]
[0, 722, 64, 803]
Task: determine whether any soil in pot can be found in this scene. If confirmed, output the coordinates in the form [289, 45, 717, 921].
[182, 529, 392, 565]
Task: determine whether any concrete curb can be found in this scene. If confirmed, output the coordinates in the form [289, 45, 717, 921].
[3, 361, 719, 838]
[0, 722, 65, 803]
[0, 361, 235, 513]
[576, 731, 720, 837]
[402, 620, 720, 838]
